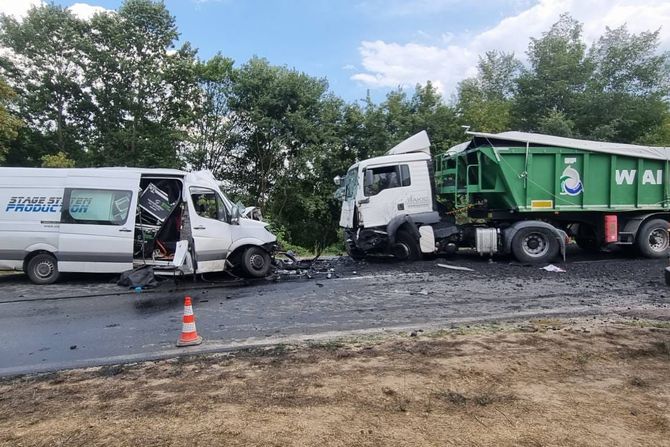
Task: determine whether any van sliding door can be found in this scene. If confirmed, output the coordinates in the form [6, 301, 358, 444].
[58, 174, 140, 273]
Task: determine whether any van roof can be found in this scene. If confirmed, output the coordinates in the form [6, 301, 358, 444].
[0, 167, 188, 178]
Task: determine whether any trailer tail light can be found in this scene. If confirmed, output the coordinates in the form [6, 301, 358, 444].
[604, 215, 618, 243]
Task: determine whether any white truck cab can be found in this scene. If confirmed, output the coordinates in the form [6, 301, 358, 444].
[336, 131, 442, 260]
[0, 167, 277, 284]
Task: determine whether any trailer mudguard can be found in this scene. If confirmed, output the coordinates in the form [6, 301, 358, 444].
[502, 221, 568, 261]
[621, 213, 670, 239]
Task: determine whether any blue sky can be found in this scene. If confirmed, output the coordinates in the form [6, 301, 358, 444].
[5, 0, 670, 103]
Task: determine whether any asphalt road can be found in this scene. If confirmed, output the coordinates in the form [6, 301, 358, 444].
[1, 248, 669, 376]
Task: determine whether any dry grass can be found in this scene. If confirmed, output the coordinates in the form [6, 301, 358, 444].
[1, 319, 669, 447]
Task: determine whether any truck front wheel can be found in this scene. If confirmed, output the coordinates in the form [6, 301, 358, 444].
[511, 227, 559, 264]
[240, 247, 272, 278]
[26, 253, 60, 285]
[636, 219, 670, 258]
[393, 230, 421, 261]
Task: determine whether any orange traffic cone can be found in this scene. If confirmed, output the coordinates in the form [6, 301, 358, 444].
[177, 296, 203, 347]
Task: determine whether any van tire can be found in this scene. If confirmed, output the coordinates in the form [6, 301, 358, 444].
[241, 247, 272, 278]
[636, 218, 670, 258]
[26, 253, 60, 285]
[511, 227, 559, 264]
[393, 230, 421, 261]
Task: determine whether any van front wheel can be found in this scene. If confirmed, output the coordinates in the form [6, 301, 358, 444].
[241, 247, 272, 278]
[26, 253, 60, 285]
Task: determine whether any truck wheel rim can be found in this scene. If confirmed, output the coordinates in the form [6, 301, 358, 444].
[522, 233, 548, 258]
[249, 253, 266, 270]
[35, 260, 55, 279]
[648, 229, 669, 252]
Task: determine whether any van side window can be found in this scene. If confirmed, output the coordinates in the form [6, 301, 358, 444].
[190, 187, 227, 221]
[61, 189, 132, 225]
[364, 164, 411, 196]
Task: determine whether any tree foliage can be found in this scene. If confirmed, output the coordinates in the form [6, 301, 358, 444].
[0, 4, 669, 249]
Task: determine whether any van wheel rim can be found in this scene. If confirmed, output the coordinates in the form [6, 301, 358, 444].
[648, 229, 669, 252]
[35, 260, 55, 279]
[249, 253, 266, 270]
[522, 233, 549, 258]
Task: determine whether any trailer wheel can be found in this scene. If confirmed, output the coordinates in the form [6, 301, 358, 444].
[393, 230, 421, 261]
[636, 219, 670, 258]
[511, 227, 559, 264]
[26, 253, 60, 285]
[240, 247, 272, 278]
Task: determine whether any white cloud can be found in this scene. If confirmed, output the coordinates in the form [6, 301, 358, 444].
[0, 0, 44, 19]
[67, 3, 113, 20]
[352, 0, 670, 96]
[342, 64, 357, 71]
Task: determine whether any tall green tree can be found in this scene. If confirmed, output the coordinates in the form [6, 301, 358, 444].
[183, 54, 236, 176]
[0, 78, 22, 163]
[580, 25, 670, 142]
[83, 0, 199, 167]
[456, 51, 521, 133]
[514, 13, 592, 134]
[0, 4, 91, 165]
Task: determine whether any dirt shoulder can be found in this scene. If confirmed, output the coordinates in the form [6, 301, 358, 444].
[1, 317, 669, 447]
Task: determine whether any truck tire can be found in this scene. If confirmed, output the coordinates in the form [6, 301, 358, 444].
[511, 227, 559, 264]
[26, 253, 60, 285]
[393, 229, 421, 261]
[240, 246, 272, 278]
[636, 218, 670, 258]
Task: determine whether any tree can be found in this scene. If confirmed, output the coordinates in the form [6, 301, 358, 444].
[514, 14, 592, 132]
[0, 78, 22, 163]
[183, 54, 236, 176]
[456, 51, 521, 133]
[83, 0, 199, 167]
[0, 4, 91, 165]
[579, 25, 670, 142]
[41, 151, 75, 168]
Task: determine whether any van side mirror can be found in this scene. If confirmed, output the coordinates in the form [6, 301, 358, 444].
[333, 175, 343, 186]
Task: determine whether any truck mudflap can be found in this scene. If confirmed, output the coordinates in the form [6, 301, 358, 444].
[502, 221, 568, 261]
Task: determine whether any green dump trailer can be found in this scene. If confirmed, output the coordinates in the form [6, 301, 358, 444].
[336, 130, 670, 263]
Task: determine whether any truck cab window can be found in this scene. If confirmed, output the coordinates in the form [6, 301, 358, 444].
[364, 164, 411, 196]
[61, 189, 132, 225]
[190, 187, 227, 221]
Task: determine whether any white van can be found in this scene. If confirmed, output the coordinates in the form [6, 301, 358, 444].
[0, 167, 278, 284]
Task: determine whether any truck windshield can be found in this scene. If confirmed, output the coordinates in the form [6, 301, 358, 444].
[344, 167, 358, 201]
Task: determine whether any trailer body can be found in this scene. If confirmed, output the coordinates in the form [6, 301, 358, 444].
[337, 131, 670, 263]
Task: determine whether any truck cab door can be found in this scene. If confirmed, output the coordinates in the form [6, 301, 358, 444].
[184, 175, 233, 273]
[358, 163, 418, 228]
[58, 173, 140, 273]
[339, 167, 358, 228]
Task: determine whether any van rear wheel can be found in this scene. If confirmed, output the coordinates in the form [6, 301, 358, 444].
[26, 253, 60, 285]
[240, 247, 272, 278]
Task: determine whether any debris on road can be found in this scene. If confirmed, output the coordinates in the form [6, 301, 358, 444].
[437, 263, 474, 272]
[541, 264, 566, 273]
